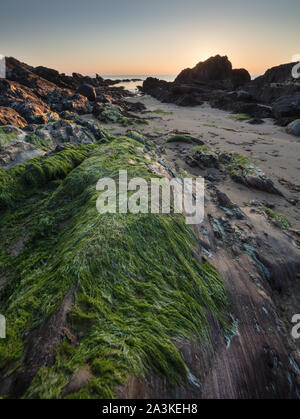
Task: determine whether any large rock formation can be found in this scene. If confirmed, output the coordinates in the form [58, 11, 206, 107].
[142, 55, 251, 107]
[0, 57, 133, 129]
[175, 55, 251, 88]
[249, 62, 300, 103]
[0, 78, 52, 124]
[142, 55, 300, 126]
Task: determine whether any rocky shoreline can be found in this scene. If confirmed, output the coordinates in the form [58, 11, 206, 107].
[0, 56, 299, 399]
[141, 55, 300, 131]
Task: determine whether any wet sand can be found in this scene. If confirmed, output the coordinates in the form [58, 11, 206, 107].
[123, 95, 300, 228]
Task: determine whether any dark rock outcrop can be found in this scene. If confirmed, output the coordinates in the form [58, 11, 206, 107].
[249, 62, 300, 103]
[271, 93, 300, 125]
[209, 91, 272, 118]
[0, 56, 134, 129]
[175, 55, 251, 89]
[77, 83, 97, 101]
[142, 55, 250, 107]
[142, 55, 300, 129]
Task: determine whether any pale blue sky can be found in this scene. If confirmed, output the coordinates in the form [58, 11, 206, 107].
[1, 0, 299, 75]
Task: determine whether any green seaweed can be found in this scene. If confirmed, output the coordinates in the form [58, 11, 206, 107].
[0, 144, 96, 210]
[0, 126, 21, 146]
[193, 144, 218, 155]
[96, 104, 148, 127]
[230, 113, 252, 121]
[25, 133, 53, 151]
[151, 109, 173, 116]
[0, 135, 231, 399]
[202, 123, 217, 128]
[226, 153, 257, 177]
[261, 205, 291, 230]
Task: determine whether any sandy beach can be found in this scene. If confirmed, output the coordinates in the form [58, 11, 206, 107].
[101, 94, 300, 228]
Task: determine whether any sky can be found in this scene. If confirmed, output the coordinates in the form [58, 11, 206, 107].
[1, 0, 299, 76]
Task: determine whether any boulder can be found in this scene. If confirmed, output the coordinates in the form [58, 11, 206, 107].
[77, 83, 97, 101]
[231, 69, 252, 88]
[28, 118, 107, 149]
[286, 119, 300, 136]
[142, 77, 172, 102]
[47, 90, 91, 114]
[11, 101, 50, 124]
[272, 93, 300, 124]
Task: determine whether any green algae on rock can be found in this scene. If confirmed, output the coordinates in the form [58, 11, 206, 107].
[0, 126, 25, 146]
[261, 205, 292, 230]
[0, 135, 231, 399]
[0, 144, 98, 210]
[95, 104, 148, 127]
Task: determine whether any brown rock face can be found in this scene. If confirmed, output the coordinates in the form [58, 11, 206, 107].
[0, 79, 51, 124]
[0, 56, 130, 126]
[0, 106, 27, 128]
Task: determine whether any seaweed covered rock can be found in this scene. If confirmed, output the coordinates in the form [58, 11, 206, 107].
[0, 143, 96, 209]
[0, 118, 110, 171]
[0, 125, 25, 146]
[23, 118, 110, 154]
[227, 154, 283, 195]
[93, 103, 147, 126]
[0, 136, 231, 398]
[185, 146, 283, 195]
[185, 146, 220, 169]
